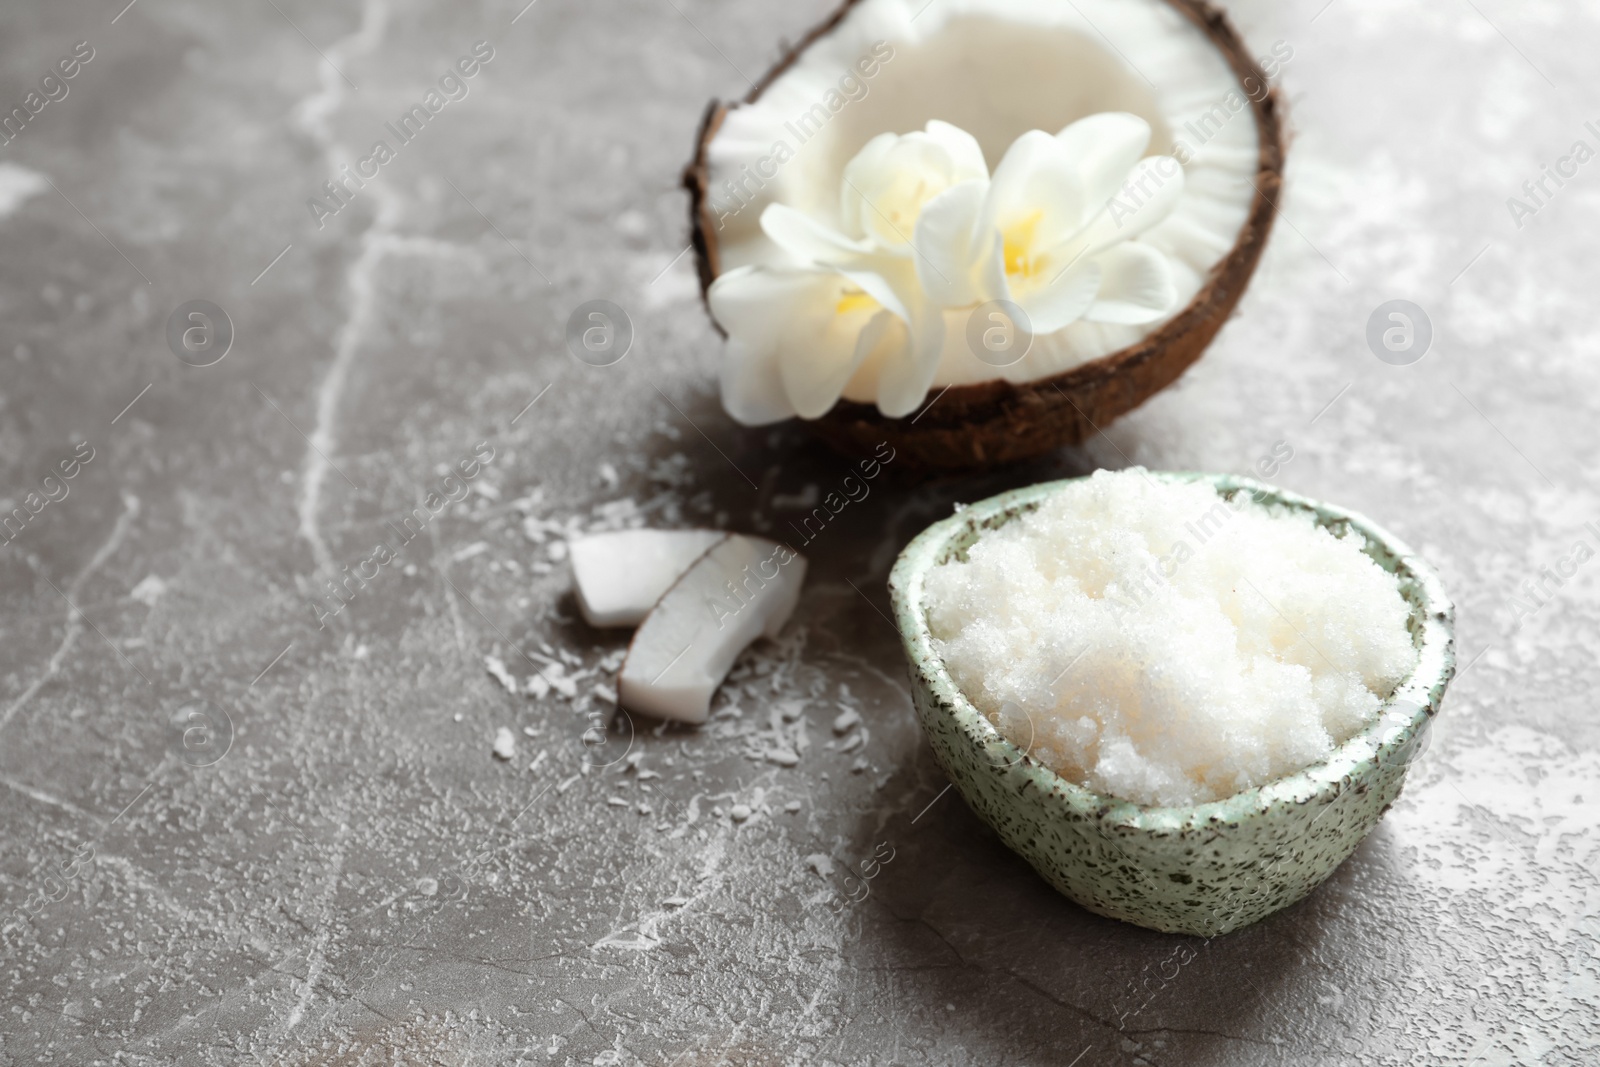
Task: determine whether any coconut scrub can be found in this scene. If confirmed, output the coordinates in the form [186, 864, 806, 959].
[922, 469, 1418, 808]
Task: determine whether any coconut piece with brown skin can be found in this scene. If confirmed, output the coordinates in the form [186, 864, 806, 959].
[684, 0, 1287, 470]
[618, 534, 807, 724]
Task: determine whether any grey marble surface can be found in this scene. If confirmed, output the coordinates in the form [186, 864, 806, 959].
[0, 0, 1596, 1064]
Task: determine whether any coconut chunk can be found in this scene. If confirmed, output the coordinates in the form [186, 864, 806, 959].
[618, 535, 807, 724]
[569, 529, 727, 627]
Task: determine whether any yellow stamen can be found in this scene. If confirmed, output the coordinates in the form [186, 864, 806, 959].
[1002, 210, 1045, 280]
[834, 291, 877, 317]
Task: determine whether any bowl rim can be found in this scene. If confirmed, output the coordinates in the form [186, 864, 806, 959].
[888, 471, 1457, 831]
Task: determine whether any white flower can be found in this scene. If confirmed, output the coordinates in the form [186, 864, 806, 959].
[918, 112, 1184, 332]
[713, 124, 979, 419]
[708, 114, 1186, 425]
[838, 120, 988, 252]
[710, 264, 911, 422]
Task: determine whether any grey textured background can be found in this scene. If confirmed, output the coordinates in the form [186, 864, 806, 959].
[1, 0, 1596, 1064]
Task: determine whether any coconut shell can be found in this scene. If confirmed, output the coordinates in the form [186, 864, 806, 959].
[684, 0, 1287, 470]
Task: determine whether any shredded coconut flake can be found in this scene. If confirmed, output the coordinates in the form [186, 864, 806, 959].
[484, 655, 518, 694]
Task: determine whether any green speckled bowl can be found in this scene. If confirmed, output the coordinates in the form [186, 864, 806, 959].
[888, 472, 1456, 936]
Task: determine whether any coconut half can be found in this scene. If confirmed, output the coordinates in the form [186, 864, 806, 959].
[685, 0, 1286, 468]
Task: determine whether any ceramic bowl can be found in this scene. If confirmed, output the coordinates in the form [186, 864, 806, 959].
[887, 472, 1456, 936]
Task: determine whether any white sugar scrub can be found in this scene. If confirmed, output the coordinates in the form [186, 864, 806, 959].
[923, 469, 1418, 807]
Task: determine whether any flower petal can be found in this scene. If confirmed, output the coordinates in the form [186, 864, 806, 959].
[721, 337, 793, 425]
[1082, 243, 1177, 325]
[781, 306, 902, 419]
[843, 134, 961, 251]
[760, 204, 914, 323]
[709, 265, 824, 424]
[1067, 155, 1186, 258]
[977, 229, 1008, 305]
[984, 130, 1087, 250]
[708, 265, 807, 347]
[836, 121, 990, 255]
[838, 133, 897, 239]
[839, 266, 911, 324]
[1055, 112, 1152, 209]
[761, 203, 873, 266]
[875, 302, 948, 418]
[923, 120, 989, 183]
[914, 178, 991, 308]
[1016, 259, 1102, 335]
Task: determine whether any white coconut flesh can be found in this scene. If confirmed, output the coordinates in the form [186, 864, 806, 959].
[618, 535, 807, 724]
[570, 529, 728, 627]
[705, 0, 1264, 400]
